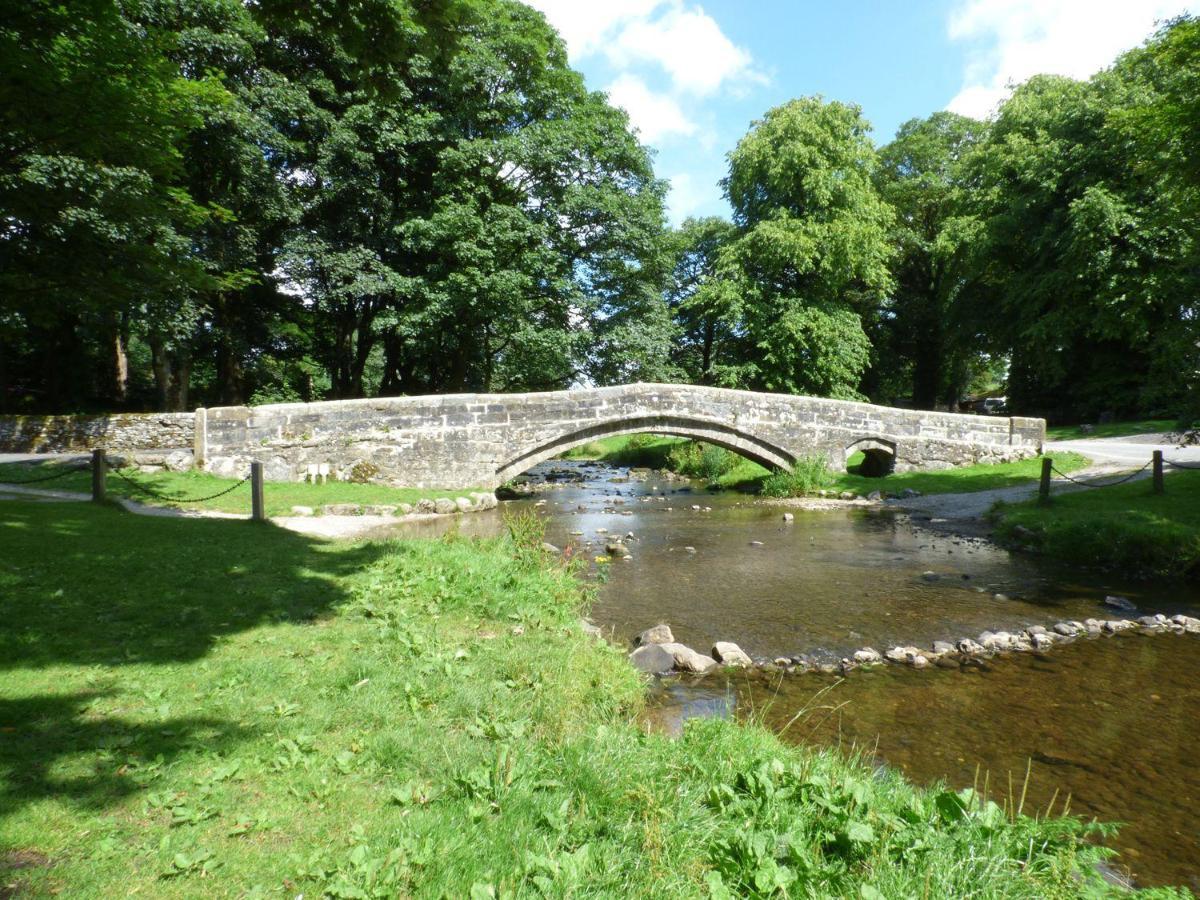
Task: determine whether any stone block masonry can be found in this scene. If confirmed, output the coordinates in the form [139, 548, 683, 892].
[0, 413, 194, 453]
[198, 384, 1045, 489]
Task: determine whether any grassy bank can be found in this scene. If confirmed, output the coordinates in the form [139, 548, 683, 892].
[0, 460, 480, 517]
[562, 434, 1089, 497]
[0, 501, 1129, 897]
[993, 470, 1200, 579]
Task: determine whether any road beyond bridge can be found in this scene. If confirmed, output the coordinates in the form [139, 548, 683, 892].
[195, 384, 1045, 489]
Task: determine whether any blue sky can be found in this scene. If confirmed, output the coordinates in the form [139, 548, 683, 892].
[525, 0, 1199, 223]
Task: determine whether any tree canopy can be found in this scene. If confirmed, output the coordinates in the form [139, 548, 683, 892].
[2, 6, 1197, 425]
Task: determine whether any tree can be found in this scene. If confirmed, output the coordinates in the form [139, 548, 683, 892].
[966, 17, 1200, 421]
[874, 112, 989, 409]
[717, 97, 893, 398]
[0, 0, 218, 409]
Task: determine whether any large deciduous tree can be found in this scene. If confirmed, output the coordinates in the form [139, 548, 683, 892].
[873, 112, 989, 409]
[717, 97, 894, 398]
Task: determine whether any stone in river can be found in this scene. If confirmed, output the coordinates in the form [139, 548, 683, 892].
[853, 648, 882, 665]
[1104, 595, 1137, 612]
[782, 512, 794, 522]
[712, 641, 752, 668]
[634, 624, 674, 646]
[931, 640, 957, 656]
[661, 643, 719, 674]
[628, 644, 675, 675]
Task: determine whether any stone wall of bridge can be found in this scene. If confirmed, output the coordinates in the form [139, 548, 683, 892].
[0, 412, 194, 453]
[197, 384, 1044, 489]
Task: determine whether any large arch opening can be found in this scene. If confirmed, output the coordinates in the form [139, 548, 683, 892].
[845, 437, 897, 478]
[494, 415, 796, 485]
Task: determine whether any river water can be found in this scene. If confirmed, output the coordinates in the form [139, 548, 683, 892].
[379, 459, 1200, 889]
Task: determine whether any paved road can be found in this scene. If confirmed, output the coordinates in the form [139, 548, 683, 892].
[1046, 433, 1200, 467]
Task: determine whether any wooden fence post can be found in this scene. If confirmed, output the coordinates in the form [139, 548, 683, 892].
[251, 461, 265, 522]
[1153, 450, 1164, 494]
[1038, 456, 1052, 505]
[91, 449, 107, 503]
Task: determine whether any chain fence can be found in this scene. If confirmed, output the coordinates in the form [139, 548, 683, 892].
[1164, 458, 1200, 471]
[109, 464, 251, 503]
[0, 462, 92, 485]
[1049, 459, 1152, 489]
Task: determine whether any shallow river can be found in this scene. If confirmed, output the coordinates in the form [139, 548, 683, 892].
[381, 460, 1200, 889]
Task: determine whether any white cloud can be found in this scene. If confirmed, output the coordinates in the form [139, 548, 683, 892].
[523, 0, 668, 58]
[946, 0, 1199, 118]
[524, 0, 761, 96]
[605, 74, 697, 143]
[606, 6, 761, 96]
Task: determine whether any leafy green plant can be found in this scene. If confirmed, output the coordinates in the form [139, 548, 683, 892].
[759, 455, 834, 497]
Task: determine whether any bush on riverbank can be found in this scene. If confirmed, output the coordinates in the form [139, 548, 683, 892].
[760, 454, 836, 496]
[993, 470, 1200, 579]
[0, 499, 1145, 896]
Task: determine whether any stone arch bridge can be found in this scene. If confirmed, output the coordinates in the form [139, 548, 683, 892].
[195, 384, 1044, 489]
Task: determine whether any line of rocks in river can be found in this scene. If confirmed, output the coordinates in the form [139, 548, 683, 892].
[622, 614, 1200, 678]
[286, 492, 498, 518]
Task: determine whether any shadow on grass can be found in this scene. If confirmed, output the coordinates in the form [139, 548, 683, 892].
[0, 500, 386, 671]
[0, 501, 390, 821]
[0, 691, 249, 818]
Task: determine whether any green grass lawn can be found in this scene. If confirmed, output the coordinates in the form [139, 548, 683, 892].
[561, 434, 1090, 497]
[1046, 418, 1177, 441]
[0, 501, 1124, 897]
[0, 461, 481, 518]
[993, 470, 1200, 579]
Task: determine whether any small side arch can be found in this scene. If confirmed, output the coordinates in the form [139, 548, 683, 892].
[494, 414, 796, 483]
[845, 436, 898, 477]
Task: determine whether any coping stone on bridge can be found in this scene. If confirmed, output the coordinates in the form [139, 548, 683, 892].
[195, 383, 1045, 490]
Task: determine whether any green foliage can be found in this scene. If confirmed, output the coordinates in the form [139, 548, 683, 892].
[759, 455, 836, 497]
[0, 500, 1126, 896]
[667, 441, 740, 483]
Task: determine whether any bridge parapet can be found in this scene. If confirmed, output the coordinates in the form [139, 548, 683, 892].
[197, 384, 1044, 489]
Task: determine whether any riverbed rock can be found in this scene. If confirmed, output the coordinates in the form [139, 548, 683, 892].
[541, 542, 561, 554]
[884, 647, 908, 663]
[853, 648, 882, 665]
[628, 644, 675, 675]
[1026, 625, 1047, 636]
[323, 503, 362, 516]
[1104, 595, 1138, 612]
[921, 571, 939, 582]
[909, 654, 929, 668]
[634, 624, 674, 646]
[416, 498, 437, 513]
[455, 496, 473, 512]
[1030, 632, 1055, 651]
[981, 631, 1015, 651]
[605, 540, 628, 556]
[957, 638, 985, 656]
[867, 490, 883, 501]
[580, 620, 603, 639]
[1171, 614, 1200, 633]
[1053, 622, 1081, 637]
[839, 491, 857, 501]
[470, 491, 498, 510]
[781, 512, 794, 522]
[661, 643, 719, 674]
[712, 641, 753, 668]
[434, 498, 457, 515]
[900, 488, 921, 499]
[290, 505, 315, 516]
[398, 502, 414, 515]
[749, 540, 765, 548]
[1103, 619, 1137, 633]
[931, 640, 957, 656]
[1137, 615, 1165, 631]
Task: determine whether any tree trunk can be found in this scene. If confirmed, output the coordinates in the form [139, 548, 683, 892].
[149, 336, 172, 411]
